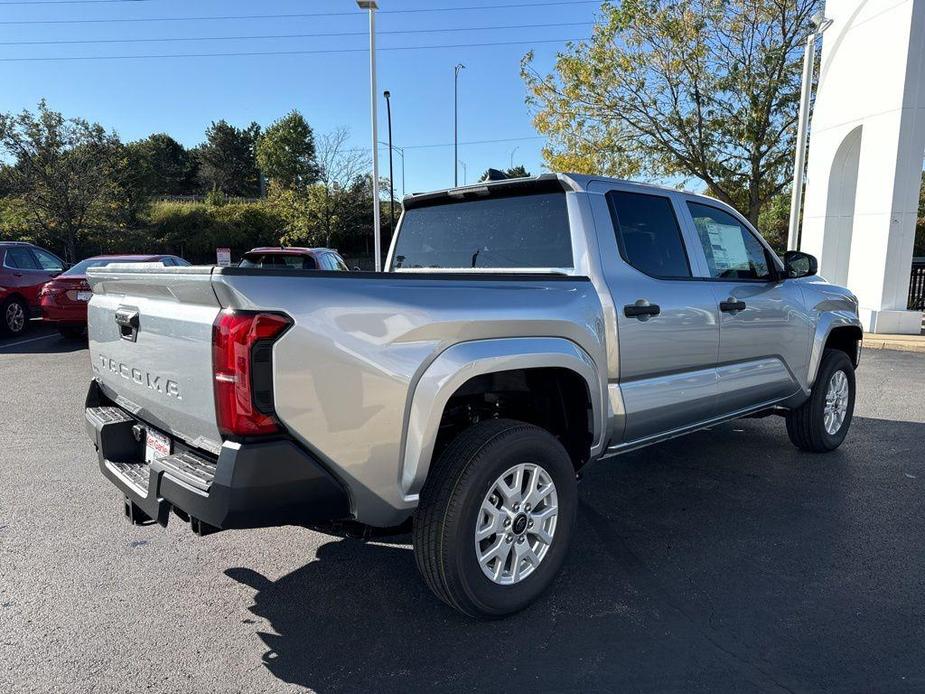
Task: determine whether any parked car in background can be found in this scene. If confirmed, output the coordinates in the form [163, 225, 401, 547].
[0, 241, 66, 336]
[239, 247, 349, 271]
[41, 254, 189, 338]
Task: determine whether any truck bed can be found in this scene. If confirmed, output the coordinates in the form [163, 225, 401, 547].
[86, 265, 606, 524]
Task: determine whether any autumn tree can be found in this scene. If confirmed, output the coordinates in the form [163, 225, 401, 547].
[522, 0, 821, 224]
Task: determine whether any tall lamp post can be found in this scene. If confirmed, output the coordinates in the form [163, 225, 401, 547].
[358, 0, 382, 271]
[454, 63, 465, 186]
[787, 10, 834, 251]
[383, 90, 395, 238]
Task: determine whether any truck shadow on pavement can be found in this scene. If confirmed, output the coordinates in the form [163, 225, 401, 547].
[0, 327, 86, 355]
[226, 415, 925, 694]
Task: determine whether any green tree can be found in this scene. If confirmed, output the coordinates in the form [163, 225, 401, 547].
[0, 100, 120, 261]
[522, 0, 821, 224]
[131, 133, 196, 196]
[256, 110, 320, 190]
[105, 141, 153, 228]
[196, 120, 261, 197]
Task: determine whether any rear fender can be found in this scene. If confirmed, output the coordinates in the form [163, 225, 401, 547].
[400, 337, 605, 500]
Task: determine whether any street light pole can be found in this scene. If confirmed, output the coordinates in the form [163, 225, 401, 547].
[454, 63, 465, 187]
[384, 90, 395, 238]
[358, 0, 382, 271]
[787, 11, 833, 252]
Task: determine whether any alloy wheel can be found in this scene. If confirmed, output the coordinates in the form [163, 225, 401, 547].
[474, 462, 559, 585]
[824, 369, 850, 435]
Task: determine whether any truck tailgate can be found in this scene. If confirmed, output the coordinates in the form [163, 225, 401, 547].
[86, 266, 223, 454]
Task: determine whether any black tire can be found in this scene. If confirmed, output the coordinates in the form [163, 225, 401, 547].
[1, 296, 28, 337]
[786, 349, 855, 452]
[57, 326, 86, 339]
[412, 418, 577, 619]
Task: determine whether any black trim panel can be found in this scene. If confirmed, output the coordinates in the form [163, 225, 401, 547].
[85, 381, 350, 531]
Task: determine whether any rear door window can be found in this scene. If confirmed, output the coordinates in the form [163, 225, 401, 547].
[391, 191, 572, 270]
[607, 191, 691, 279]
[5, 247, 40, 270]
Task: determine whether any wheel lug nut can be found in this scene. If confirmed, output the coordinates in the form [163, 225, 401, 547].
[503, 518, 511, 527]
[506, 534, 514, 543]
[513, 503, 520, 512]
[528, 519, 534, 528]
[517, 536, 525, 544]
[524, 504, 531, 512]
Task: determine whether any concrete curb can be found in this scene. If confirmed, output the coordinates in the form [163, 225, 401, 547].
[863, 335, 925, 354]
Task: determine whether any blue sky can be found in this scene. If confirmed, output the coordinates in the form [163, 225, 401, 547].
[0, 0, 601, 193]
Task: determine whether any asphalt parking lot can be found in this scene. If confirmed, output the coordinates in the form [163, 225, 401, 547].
[1, 331, 924, 693]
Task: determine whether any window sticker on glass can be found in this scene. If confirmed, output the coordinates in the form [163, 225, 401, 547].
[703, 222, 749, 275]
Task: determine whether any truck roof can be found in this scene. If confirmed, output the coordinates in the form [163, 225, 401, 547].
[402, 172, 718, 207]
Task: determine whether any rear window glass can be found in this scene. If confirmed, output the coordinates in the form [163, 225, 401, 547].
[391, 192, 573, 270]
[240, 253, 317, 270]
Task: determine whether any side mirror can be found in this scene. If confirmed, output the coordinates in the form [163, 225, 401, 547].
[784, 250, 817, 279]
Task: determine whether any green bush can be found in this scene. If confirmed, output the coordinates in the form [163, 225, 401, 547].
[144, 199, 286, 263]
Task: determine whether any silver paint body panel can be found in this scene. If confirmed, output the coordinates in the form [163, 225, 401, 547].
[86, 173, 861, 526]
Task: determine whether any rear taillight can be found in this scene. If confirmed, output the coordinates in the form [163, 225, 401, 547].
[212, 310, 291, 438]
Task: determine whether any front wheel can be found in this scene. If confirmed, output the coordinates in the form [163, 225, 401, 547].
[786, 349, 856, 452]
[413, 419, 577, 619]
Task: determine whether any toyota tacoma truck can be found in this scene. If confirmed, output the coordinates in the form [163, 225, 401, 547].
[84, 174, 862, 618]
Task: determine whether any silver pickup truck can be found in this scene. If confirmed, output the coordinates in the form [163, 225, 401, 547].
[84, 174, 862, 618]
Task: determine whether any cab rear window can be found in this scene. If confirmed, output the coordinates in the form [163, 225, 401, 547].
[391, 192, 572, 270]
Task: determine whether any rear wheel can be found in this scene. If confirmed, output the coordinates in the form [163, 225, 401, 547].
[786, 349, 855, 452]
[413, 418, 577, 619]
[1, 297, 28, 336]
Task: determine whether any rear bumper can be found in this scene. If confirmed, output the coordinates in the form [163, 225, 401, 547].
[40, 299, 87, 324]
[84, 381, 350, 531]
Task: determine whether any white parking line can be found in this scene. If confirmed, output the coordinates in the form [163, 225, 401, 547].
[0, 333, 58, 350]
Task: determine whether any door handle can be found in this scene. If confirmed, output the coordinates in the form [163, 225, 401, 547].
[624, 302, 661, 318]
[719, 299, 747, 312]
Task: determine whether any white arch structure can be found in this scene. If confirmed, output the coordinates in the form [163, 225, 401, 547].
[801, 0, 925, 334]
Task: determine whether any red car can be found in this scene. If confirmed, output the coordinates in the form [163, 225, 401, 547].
[1, 241, 66, 337]
[40, 254, 189, 338]
[239, 247, 349, 271]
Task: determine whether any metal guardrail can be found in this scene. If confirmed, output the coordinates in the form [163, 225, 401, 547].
[909, 258, 925, 311]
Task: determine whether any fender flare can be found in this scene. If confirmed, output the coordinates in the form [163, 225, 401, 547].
[399, 337, 605, 500]
[806, 312, 863, 390]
